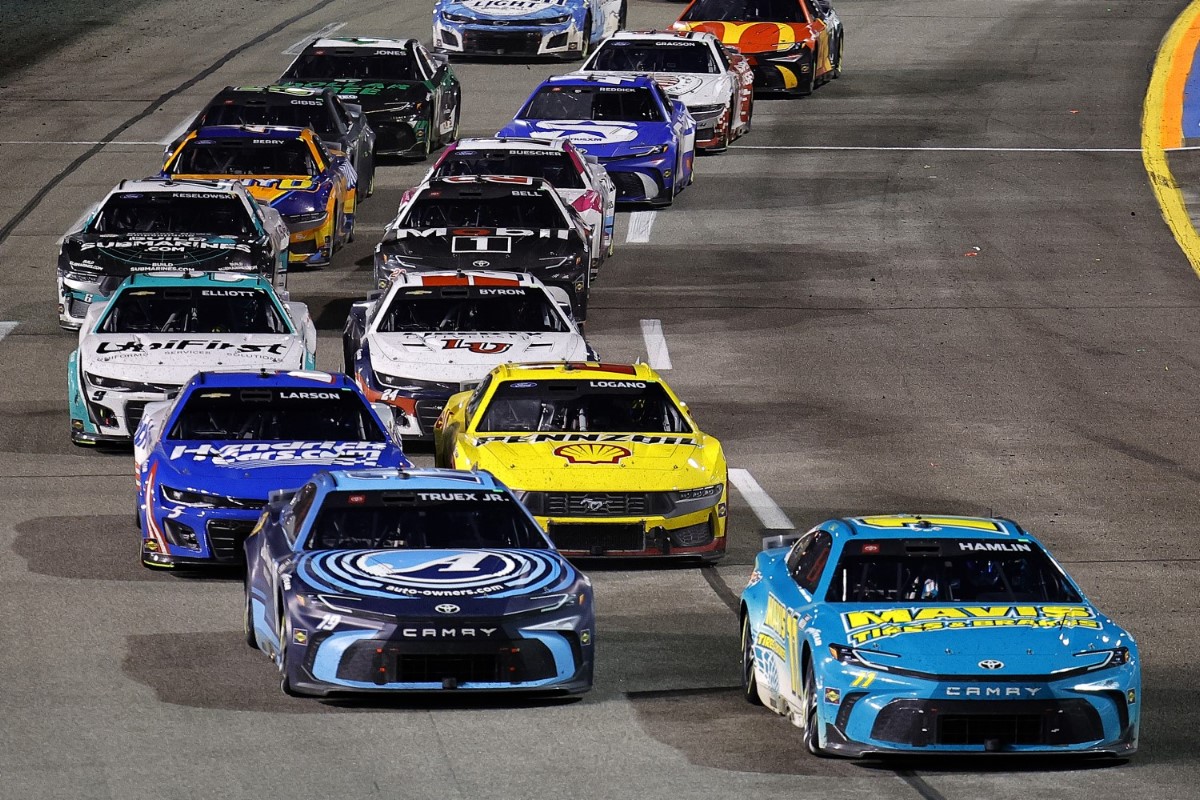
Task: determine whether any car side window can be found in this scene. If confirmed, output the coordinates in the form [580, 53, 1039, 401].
[800, 0, 821, 21]
[465, 375, 493, 427]
[789, 530, 833, 594]
[414, 46, 436, 80]
[713, 43, 731, 71]
[652, 84, 673, 118]
[331, 97, 351, 132]
[286, 483, 318, 545]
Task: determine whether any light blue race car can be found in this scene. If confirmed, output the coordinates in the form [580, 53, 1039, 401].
[433, 0, 626, 61]
[497, 74, 696, 206]
[740, 515, 1140, 758]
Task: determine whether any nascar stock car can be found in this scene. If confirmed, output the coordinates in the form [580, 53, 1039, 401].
[279, 37, 461, 160]
[68, 272, 317, 446]
[580, 30, 753, 153]
[424, 137, 616, 271]
[244, 468, 594, 696]
[135, 371, 409, 569]
[163, 125, 356, 267]
[56, 178, 290, 330]
[740, 515, 1140, 757]
[432, 0, 626, 61]
[434, 362, 728, 560]
[373, 175, 593, 317]
[178, 85, 377, 198]
[344, 270, 594, 441]
[496, 74, 696, 206]
[674, 0, 843, 96]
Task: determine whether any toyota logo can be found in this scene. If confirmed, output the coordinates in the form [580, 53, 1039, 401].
[978, 659, 1004, 670]
[435, 604, 461, 615]
[579, 497, 608, 512]
[472, 259, 490, 267]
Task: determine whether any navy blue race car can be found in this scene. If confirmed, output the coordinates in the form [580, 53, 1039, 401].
[133, 370, 409, 569]
[497, 74, 696, 206]
[740, 515, 1140, 757]
[244, 468, 594, 696]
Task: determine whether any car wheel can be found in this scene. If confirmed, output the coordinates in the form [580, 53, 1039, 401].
[448, 100, 461, 145]
[243, 584, 258, 649]
[831, 32, 843, 79]
[573, 13, 593, 62]
[618, 1, 627, 29]
[741, 615, 763, 706]
[802, 663, 827, 757]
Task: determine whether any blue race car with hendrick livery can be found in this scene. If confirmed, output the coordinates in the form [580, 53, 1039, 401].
[433, 0, 626, 61]
[244, 468, 594, 697]
[497, 74, 696, 206]
[133, 370, 409, 569]
[740, 515, 1139, 758]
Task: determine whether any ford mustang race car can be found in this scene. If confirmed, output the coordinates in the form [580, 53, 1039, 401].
[135, 371, 409, 569]
[279, 37, 461, 160]
[433, 0, 625, 61]
[740, 515, 1140, 757]
[56, 178, 290, 330]
[163, 125, 356, 266]
[674, 0, 843, 96]
[580, 30, 753, 152]
[435, 362, 727, 560]
[244, 468, 594, 696]
[374, 175, 593, 317]
[68, 271, 316, 446]
[497, 74, 696, 205]
[424, 137, 616, 271]
[344, 270, 594, 441]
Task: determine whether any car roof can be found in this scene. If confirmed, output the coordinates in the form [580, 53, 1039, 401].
[449, 136, 571, 153]
[192, 125, 308, 140]
[313, 467, 506, 493]
[539, 73, 659, 89]
[422, 174, 551, 196]
[308, 36, 412, 50]
[492, 362, 661, 382]
[606, 30, 720, 44]
[389, 270, 542, 289]
[109, 177, 243, 195]
[827, 515, 1032, 542]
[118, 271, 274, 290]
[211, 85, 329, 100]
[185, 370, 356, 390]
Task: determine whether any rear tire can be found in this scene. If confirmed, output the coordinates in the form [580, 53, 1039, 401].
[741, 616, 763, 706]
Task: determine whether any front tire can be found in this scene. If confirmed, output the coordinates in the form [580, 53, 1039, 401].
[802, 664, 827, 757]
[741, 615, 763, 706]
[573, 13, 593, 62]
[243, 585, 258, 649]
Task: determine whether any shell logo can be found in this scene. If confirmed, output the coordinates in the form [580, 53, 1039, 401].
[553, 442, 632, 464]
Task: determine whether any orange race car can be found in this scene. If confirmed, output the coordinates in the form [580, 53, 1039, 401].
[673, 0, 843, 97]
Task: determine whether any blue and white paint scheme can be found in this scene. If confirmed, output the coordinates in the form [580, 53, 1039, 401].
[433, 0, 625, 61]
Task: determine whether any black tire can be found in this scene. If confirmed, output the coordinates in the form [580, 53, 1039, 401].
[618, 1, 627, 29]
[331, 202, 343, 253]
[741, 615, 763, 706]
[243, 585, 258, 649]
[831, 32, 843, 79]
[574, 13, 593, 62]
[802, 663, 827, 757]
[343, 340, 357, 376]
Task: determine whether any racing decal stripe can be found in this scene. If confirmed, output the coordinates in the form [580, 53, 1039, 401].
[142, 463, 171, 555]
[419, 275, 520, 287]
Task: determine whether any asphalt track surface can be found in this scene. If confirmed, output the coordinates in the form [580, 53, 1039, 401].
[1, 0, 1198, 797]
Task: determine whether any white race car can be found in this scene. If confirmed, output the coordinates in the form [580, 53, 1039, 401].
[343, 270, 595, 440]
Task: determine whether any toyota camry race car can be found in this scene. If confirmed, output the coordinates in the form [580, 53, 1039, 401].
[163, 125, 357, 266]
[68, 272, 317, 446]
[580, 30, 753, 152]
[244, 468, 594, 696]
[674, 0, 843, 96]
[425, 137, 616, 270]
[56, 178, 290, 330]
[279, 37, 461, 160]
[433, 0, 625, 61]
[135, 371, 409, 569]
[740, 515, 1140, 757]
[435, 362, 727, 560]
[344, 270, 594, 440]
[497, 74, 696, 205]
[374, 175, 593, 317]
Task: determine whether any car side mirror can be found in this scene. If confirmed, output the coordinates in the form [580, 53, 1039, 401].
[371, 402, 403, 443]
[763, 532, 803, 551]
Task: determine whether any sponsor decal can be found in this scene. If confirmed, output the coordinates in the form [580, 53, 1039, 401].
[754, 632, 786, 660]
[240, 178, 318, 191]
[509, 381, 537, 388]
[476, 288, 524, 296]
[481, 433, 693, 445]
[168, 441, 390, 468]
[588, 380, 645, 389]
[400, 627, 498, 638]
[857, 516, 1003, 532]
[392, 227, 569, 240]
[415, 491, 506, 502]
[435, 603, 461, 614]
[82, 237, 250, 253]
[303, 549, 566, 598]
[289, 99, 323, 105]
[958, 541, 1032, 552]
[461, 0, 569, 17]
[442, 339, 513, 355]
[762, 594, 803, 690]
[580, 629, 591, 645]
[278, 391, 340, 399]
[824, 687, 841, 704]
[528, 121, 642, 145]
[96, 339, 288, 355]
[472, 259, 491, 267]
[553, 442, 631, 464]
[850, 671, 877, 688]
[978, 659, 1004, 670]
[200, 289, 259, 297]
[841, 606, 1102, 645]
[944, 686, 1043, 698]
[293, 629, 308, 644]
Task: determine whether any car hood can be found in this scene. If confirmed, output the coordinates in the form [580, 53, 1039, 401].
[367, 331, 589, 379]
[674, 21, 814, 55]
[279, 79, 430, 113]
[378, 227, 582, 269]
[65, 233, 256, 275]
[82, 334, 304, 377]
[157, 439, 405, 488]
[497, 120, 671, 159]
[584, 70, 726, 105]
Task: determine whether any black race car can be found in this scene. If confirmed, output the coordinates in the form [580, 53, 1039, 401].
[374, 175, 592, 318]
[279, 36, 462, 160]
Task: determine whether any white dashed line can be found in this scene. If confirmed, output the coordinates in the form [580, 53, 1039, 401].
[639, 319, 672, 370]
[0, 322, 17, 342]
[728, 468, 794, 531]
[626, 210, 656, 243]
[283, 22, 346, 55]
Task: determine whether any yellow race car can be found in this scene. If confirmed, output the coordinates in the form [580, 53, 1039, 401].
[434, 362, 728, 561]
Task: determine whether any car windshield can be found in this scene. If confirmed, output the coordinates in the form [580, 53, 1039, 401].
[170, 139, 317, 176]
[403, 192, 566, 228]
[306, 490, 548, 550]
[99, 286, 289, 334]
[680, 0, 807, 23]
[168, 387, 385, 441]
[477, 379, 692, 433]
[824, 539, 1084, 603]
[92, 195, 253, 236]
[521, 86, 664, 122]
[377, 286, 568, 333]
[285, 52, 421, 81]
[432, 150, 585, 189]
[199, 101, 337, 139]
[590, 41, 718, 74]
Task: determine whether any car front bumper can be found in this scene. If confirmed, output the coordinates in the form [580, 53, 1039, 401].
[433, 20, 583, 59]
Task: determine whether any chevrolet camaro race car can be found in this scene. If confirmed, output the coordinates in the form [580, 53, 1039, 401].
[56, 178, 290, 330]
[435, 362, 728, 560]
[740, 515, 1140, 757]
[344, 270, 594, 440]
[674, 0, 843, 96]
[279, 37, 461, 160]
[580, 30, 753, 152]
[432, 0, 626, 61]
[424, 137, 616, 271]
[244, 468, 594, 696]
[373, 175, 593, 317]
[68, 272, 316, 446]
[164, 125, 357, 267]
[134, 371, 409, 569]
[497, 74, 696, 205]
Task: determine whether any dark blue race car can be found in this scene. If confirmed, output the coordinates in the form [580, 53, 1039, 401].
[133, 370, 409, 569]
[243, 468, 594, 697]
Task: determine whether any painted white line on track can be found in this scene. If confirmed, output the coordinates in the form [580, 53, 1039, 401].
[639, 319, 672, 370]
[0, 322, 17, 342]
[354, 224, 389, 233]
[0, 140, 162, 146]
[734, 145, 1142, 153]
[728, 468, 794, 530]
[626, 210, 656, 243]
[283, 22, 346, 55]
